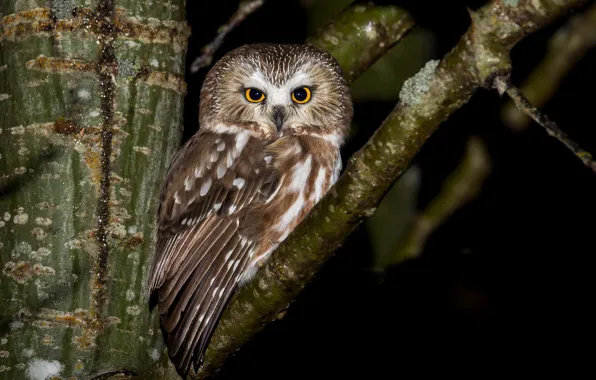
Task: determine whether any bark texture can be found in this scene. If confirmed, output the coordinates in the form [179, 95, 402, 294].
[0, 0, 189, 378]
[196, 0, 588, 378]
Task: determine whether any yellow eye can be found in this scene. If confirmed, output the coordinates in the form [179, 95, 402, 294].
[245, 88, 265, 103]
[292, 87, 311, 104]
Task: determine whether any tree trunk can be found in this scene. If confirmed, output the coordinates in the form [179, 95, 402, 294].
[0, 0, 188, 378]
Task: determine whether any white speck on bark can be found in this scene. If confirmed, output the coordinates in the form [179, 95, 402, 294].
[126, 289, 136, 301]
[13, 213, 28, 224]
[133, 146, 152, 155]
[124, 40, 141, 48]
[22, 349, 34, 358]
[77, 89, 91, 100]
[149, 348, 160, 361]
[12, 242, 32, 258]
[31, 227, 47, 241]
[10, 126, 25, 135]
[27, 359, 63, 380]
[37, 290, 49, 301]
[34, 217, 52, 226]
[64, 239, 82, 249]
[126, 306, 141, 315]
[33, 247, 52, 258]
[9, 321, 24, 331]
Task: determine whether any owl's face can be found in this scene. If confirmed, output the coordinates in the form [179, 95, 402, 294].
[200, 44, 352, 142]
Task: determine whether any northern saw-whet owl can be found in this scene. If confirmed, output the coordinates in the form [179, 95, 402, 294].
[147, 43, 353, 377]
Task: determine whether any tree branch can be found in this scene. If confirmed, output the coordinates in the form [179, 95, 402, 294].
[194, 0, 588, 378]
[497, 77, 596, 173]
[500, 2, 596, 131]
[395, 136, 492, 262]
[305, 3, 415, 82]
[190, 0, 267, 73]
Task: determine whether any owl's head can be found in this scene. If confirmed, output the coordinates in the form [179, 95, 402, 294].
[199, 43, 353, 144]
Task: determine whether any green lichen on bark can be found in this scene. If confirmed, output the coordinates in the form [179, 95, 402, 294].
[196, 0, 588, 378]
[0, 0, 188, 378]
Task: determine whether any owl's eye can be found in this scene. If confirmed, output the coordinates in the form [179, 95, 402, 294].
[291, 87, 311, 104]
[245, 88, 265, 103]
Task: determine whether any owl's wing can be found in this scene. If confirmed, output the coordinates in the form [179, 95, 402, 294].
[147, 129, 279, 376]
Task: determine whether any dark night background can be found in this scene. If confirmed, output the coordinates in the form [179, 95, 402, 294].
[182, 1, 595, 377]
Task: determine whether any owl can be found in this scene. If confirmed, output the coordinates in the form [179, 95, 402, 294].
[147, 43, 353, 377]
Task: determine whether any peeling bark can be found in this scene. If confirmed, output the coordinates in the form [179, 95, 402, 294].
[0, 0, 188, 378]
[195, 0, 588, 378]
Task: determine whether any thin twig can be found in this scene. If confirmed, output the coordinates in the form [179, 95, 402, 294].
[501, 2, 596, 131]
[190, 0, 266, 73]
[497, 76, 596, 174]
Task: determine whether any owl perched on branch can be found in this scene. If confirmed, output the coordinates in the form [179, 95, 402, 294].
[147, 43, 353, 377]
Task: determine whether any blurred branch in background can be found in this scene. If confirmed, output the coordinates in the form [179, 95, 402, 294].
[500, 2, 596, 132]
[190, 0, 267, 73]
[305, 1, 430, 101]
[394, 137, 491, 263]
[366, 165, 421, 271]
[349, 28, 436, 103]
[300, 0, 352, 34]
[305, 4, 414, 82]
[497, 77, 596, 173]
[195, 0, 588, 378]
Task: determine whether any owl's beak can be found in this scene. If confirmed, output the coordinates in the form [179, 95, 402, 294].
[271, 106, 286, 132]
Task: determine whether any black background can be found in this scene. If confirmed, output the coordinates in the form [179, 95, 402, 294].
[182, 1, 595, 377]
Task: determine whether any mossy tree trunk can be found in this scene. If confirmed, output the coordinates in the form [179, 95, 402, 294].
[0, 0, 188, 378]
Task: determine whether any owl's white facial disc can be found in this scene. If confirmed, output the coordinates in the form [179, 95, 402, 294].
[244, 69, 315, 131]
[201, 43, 353, 142]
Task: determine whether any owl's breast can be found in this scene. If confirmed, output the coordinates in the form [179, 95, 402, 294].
[244, 135, 341, 275]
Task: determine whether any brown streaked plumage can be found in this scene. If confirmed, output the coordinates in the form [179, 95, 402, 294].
[147, 43, 353, 377]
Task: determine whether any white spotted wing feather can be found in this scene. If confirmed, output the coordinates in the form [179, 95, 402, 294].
[147, 126, 277, 376]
